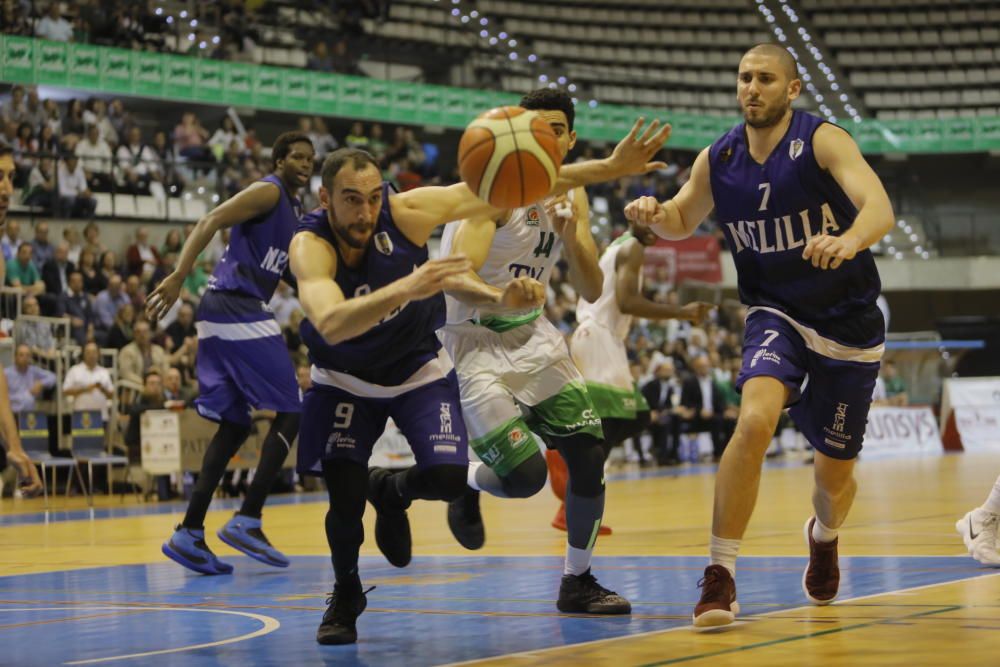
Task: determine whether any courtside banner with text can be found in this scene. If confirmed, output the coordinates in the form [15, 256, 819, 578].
[941, 377, 1000, 451]
[863, 406, 942, 453]
[644, 237, 723, 286]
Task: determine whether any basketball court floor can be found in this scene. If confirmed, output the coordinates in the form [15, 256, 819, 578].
[1, 450, 998, 666]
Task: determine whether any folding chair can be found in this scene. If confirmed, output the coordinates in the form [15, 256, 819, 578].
[18, 411, 86, 507]
[70, 410, 136, 505]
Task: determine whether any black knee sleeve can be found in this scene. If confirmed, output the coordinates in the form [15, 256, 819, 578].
[321, 459, 368, 583]
[401, 464, 468, 502]
[554, 433, 606, 498]
[500, 452, 547, 498]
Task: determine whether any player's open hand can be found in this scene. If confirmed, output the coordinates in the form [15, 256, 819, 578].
[802, 233, 860, 270]
[403, 255, 473, 301]
[624, 196, 668, 227]
[500, 276, 545, 311]
[146, 271, 184, 322]
[680, 301, 715, 325]
[608, 117, 671, 177]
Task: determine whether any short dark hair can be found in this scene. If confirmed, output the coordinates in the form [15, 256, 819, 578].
[17, 241, 31, 252]
[272, 131, 313, 163]
[520, 88, 575, 131]
[320, 148, 380, 191]
[744, 44, 799, 81]
[0, 142, 12, 159]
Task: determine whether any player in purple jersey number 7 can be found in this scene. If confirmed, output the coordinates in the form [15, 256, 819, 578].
[626, 44, 895, 628]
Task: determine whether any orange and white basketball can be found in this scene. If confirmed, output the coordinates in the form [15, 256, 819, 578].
[458, 106, 562, 209]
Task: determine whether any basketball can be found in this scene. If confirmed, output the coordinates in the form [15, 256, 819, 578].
[458, 106, 562, 209]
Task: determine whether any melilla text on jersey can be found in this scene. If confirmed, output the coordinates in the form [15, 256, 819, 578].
[724, 201, 842, 256]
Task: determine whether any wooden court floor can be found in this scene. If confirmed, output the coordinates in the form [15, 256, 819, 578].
[1, 450, 998, 666]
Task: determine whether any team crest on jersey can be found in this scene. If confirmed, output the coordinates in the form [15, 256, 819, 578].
[789, 139, 804, 161]
[526, 208, 541, 226]
[720, 146, 733, 163]
[508, 427, 526, 447]
[374, 232, 393, 255]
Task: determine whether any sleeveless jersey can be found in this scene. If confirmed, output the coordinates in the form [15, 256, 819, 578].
[207, 173, 302, 303]
[708, 110, 883, 348]
[575, 232, 638, 340]
[297, 182, 445, 386]
[441, 190, 574, 329]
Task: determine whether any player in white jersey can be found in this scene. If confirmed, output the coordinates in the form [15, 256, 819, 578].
[441, 88, 670, 614]
[956, 475, 1000, 566]
[545, 221, 713, 533]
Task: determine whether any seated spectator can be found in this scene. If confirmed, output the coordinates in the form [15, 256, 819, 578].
[679, 355, 728, 460]
[94, 274, 131, 333]
[23, 88, 45, 131]
[13, 296, 57, 357]
[12, 122, 37, 188]
[208, 117, 242, 161]
[874, 360, 908, 407]
[63, 341, 114, 419]
[4, 344, 56, 413]
[118, 319, 168, 384]
[76, 247, 106, 296]
[63, 99, 87, 143]
[6, 242, 45, 295]
[105, 302, 135, 351]
[124, 274, 146, 312]
[160, 229, 183, 258]
[75, 124, 114, 192]
[30, 222, 54, 270]
[23, 157, 57, 212]
[36, 124, 59, 155]
[172, 112, 211, 163]
[164, 301, 196, 352]
[149, 130, 184, 195]
[125, 227, 160, 279]
[147, 251, 177, 293]
[116, 126, 158, 195]
[308, 117, 338, 161]
[99, 249, 119, 282]
[163, 366, 195, 407]
[57, 270, 95, 346]
[82, 98, 118, 146]
[395, 158, 422, 191]
[43, 98, 63, 137]
[35, 3, 74, 42]
[641, 358, 683, 465]
[63, 225, 83, 264]
[268, 281, 300, 327]
[345, 121, 368, 149]
[1, 219, 21, 262]
[124, 369, 165, 462]
[56, 154, 97, 219]
[40, 241, 74, 311]
[306, 41, 334, 71]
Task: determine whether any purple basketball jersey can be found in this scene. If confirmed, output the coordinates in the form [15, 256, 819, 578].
[296, 182, 445, 385]
[709, 111, 883, 347]
[208, 174, 303, 303]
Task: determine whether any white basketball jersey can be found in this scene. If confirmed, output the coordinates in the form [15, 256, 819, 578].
[575, 232, 639, 340]
[442, 190, 575, 327]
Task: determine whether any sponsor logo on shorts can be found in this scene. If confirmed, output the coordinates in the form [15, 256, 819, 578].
[440, 403, 452, 434]
[433, 444, 457, 454]
[564, 408, 602, 432]
[832, 402, 848, 434]
[481, 444, 502, 466]
[823, 437, 846, 450]
[325, 432, 357, 454]
[750, 349, 782, 368]
[623, 397, 637, 411]
[822, 403, 853, 444]
[374, 232, 394, 255]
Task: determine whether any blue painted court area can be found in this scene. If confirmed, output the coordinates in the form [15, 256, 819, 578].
[0, 555, 988, 666]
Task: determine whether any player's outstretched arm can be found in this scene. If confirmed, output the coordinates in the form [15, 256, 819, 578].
[146, 181, 281, 321]
[614, 239, 714, 322]
[443, 215, 545, 310]
[555, 117, 671, 195]
[547, 189, 602, 302]
[390, 184, 507, 247]
[804, 124, 894, 270]
[625, 147, 714, 241]
[290, 231, 472, 345]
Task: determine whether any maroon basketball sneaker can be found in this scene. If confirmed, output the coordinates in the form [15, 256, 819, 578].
[693, 564, 740, 627]
[802, 517, 840, 605]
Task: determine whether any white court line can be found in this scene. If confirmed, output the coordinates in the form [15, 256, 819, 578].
[439, 570, 1000, 666]
[0, 605, 280, 665]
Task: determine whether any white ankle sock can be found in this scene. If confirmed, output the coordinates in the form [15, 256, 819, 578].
[982, 476, 1000, 515]
[467, 462, 483, 491]
[564, 544, 593, 576]
[709, 535, 741, 577]
[812, 516, 839, 543]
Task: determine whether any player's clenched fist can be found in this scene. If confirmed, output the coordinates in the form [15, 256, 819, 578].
[501, 276, 545, 310]
[624, 196, 667, 227]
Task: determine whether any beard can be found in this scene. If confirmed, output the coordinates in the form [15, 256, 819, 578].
[332, 220, 373, 250]
[743, 100, 790, 129]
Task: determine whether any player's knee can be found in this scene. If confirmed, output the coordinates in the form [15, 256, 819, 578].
[220, 419, 253, 445]
[733, 409, 779, 450]
[272, 411, 301, 442]
[556, 436, 605, 498]
[501, 453, 547, 498]
[422, 464, 468, 501]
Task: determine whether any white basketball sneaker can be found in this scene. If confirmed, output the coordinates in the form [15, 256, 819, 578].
[956, 508, 1000, 566]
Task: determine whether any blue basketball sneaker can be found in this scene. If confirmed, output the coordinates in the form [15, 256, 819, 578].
[162, 525, 234, 575]
[216, 514, 290, 568]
